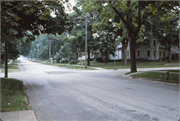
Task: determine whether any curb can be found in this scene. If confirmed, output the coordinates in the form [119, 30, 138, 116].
[125, 75, 179, 85]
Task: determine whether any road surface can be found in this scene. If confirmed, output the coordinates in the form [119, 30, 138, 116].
[1, 59, 179, 121]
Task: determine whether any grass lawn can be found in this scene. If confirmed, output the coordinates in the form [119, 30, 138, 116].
[131, 71, 179, 83]
[35, 59, 179, 70]
[1, 78, 29, 112]
[53, 63, 97, 70]
[77, 60, 179, 69]
[157, 70, 179, 72]
[36, 60, 97, 70]
[1, 60, 19, 73]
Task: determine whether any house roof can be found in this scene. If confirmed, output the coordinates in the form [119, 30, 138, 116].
[171, 47, 179, 54]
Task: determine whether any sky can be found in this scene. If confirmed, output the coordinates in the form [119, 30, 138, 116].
[65, 0, 77, 13]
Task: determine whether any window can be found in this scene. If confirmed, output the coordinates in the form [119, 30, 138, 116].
[137, 50, 140, 57]
[159, 51, 161, 57]
[154, 50, 156, 56]
[153, 40, 156, 46]
[147, 50, 150, 57]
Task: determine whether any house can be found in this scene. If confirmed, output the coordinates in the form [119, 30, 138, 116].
[78, 37, 179, 61]
[109, 37, 179, 61]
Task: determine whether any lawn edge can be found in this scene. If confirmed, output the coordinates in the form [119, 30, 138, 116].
[128, 73, 179, 84]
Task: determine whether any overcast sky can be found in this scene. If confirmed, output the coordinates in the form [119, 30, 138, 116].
[65, 0, 76, 13]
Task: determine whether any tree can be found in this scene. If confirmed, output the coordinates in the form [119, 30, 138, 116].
[94, 31, 116, 64]
[150, 15, 179, 62]
[1, 1, 72, 39]
[58, 43, 71, 61]
[1, 1, 73, 77]
[20, 38, 32, 56]
[80, 0, 179, 72]
[69, 7, 95, 66]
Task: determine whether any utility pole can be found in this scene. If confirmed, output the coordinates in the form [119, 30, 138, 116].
[53, 41, 55, 64]
[36, 44, 40, 62]
[76, 15, 92, 69]
[85, 15, 87, 69]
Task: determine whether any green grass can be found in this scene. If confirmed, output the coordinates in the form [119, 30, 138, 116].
[54, 64, 97, 70]
[131, 71, 179, 83]
[157, 70, 179, 72]
[77, 60, 179, 69]
[1, 78, 29, 112]
[1, 60, 19, 73]
[36, 60, 97, 70]
[36, 60, 179, 70]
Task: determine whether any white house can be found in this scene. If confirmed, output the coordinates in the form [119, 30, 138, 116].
[109, 37, 179, 61]
[78, 37, 179, 61]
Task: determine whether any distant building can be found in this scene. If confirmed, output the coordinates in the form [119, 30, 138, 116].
[78, 37, 179, 61]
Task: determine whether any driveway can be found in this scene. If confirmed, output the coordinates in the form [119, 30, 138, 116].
[1, 59, 179, 121]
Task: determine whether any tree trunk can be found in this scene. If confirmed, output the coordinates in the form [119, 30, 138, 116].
[76, 44, 78, 60]
[5, 40, 8, 78]
[129, 34, 137, 72]
[168, 47, 171, 63]
[31, 51, 32, 61]
[122, 40, 127, 66]
[87, 47, 90, 66]
[53, 42, 54, 64]
[105, 54, 108, 64]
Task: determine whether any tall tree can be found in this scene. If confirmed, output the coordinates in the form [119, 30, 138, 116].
[94, 31, 116, 64]
[1, 1, 73, 77]
[150, 15, 179, 62]
[80, 0, 178, 72]
[20, 38, 32, 56]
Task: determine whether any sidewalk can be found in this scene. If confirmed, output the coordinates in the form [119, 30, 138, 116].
[0, 60, 37, 121]
[0, 110, 37, 121]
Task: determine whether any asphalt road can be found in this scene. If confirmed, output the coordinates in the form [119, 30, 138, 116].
[1, 59, 179, 121]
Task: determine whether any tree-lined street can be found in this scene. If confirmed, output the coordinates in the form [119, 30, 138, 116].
[1, 59, 179, 121]
[1, 1, 179, 121]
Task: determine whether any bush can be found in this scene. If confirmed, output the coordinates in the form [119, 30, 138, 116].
[95, 57, 103, 62]
[56, 59, 60, 63]
[70, 60, 79, 64]
[61, 59, 68, 63]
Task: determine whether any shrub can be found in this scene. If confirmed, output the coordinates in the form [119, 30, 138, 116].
[70, 60, 79, 64]
[95, 57, 103, 62]
[61, 59, 68, 63]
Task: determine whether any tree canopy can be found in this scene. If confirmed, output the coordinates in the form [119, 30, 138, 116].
[1, 1, 73, 42]
[79, 0, 179, 72]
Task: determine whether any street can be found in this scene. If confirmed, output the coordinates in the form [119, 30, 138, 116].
[1, 59, 179, 121]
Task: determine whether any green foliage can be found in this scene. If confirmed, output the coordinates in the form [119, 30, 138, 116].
[58, 43, 71, 59]
[20, 38, 32, 56]
[69, 60, 79, 64]
[1, 1, 73, 61]
[1, 1, 73, 40]
[95, 57, 103, 62]
[61, 59, 68, 63]
[79, 0, 179, 72]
